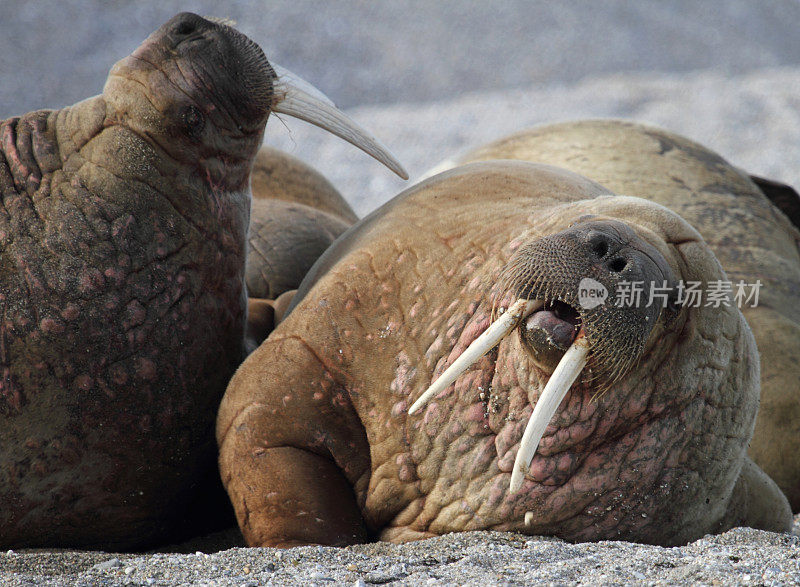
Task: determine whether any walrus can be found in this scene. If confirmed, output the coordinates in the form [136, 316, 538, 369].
[431, 120, 800, 511]
[217, 121, 795, 548]
[244, 147, 358, 349]
[0, 12, 405, 550]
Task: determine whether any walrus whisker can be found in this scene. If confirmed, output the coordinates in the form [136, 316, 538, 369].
[509, 331, 590, 493]
[409, 298, 542, 415]
[270, 64, 409, 179]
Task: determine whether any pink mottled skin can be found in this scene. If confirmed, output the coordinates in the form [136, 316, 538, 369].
[218, 161, 789, 548]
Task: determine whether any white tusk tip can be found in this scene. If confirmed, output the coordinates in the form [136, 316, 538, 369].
[508, 333, 590, 495]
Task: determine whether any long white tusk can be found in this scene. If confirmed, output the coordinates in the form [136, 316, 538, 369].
[270, 64, 409, 180]
[408, 299, 542, 415]
[271, 64, 336, 108]
[509, 333, 590, 493]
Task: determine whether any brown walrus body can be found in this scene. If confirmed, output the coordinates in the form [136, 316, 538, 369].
[0, 13, 271, 550]
[0, 12, 401, 550]
[217, 121, 795, 548]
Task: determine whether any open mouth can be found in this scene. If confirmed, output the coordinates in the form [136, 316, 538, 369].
[524, 300, 583, 351]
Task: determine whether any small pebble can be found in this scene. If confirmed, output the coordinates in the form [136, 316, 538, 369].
[354, 579, 367, 587]
[93, 558, 123, 571]
[346, 563, 358, 572]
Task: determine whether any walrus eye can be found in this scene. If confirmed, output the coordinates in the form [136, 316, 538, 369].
[182, 105, 205, 137]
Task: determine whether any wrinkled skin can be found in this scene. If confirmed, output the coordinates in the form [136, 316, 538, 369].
[217, 157, 791, 548]
[0, 12, 275, 549]
[451, 120, 800, 510]
[244, 147, 356, 349]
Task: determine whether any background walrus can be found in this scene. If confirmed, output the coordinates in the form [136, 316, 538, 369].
[217, 122, 795, 547]
[0, 12, 404, 550]
[245, 147, 358, 350]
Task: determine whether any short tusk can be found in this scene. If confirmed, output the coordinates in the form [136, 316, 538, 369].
[270, 63, 409, 179]
[509, 332, 590, 493]
[408, 299, 542, 415]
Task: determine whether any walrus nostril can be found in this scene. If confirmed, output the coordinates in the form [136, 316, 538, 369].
[173, 15, 198, 36]
[608, 257, 627, 272]
[592, 239, 609, 258]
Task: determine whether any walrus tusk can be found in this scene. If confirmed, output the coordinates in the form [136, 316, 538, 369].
[509, 331, 590, 493]
[270, 64, 409, 180]
[408, 299, 542, 415]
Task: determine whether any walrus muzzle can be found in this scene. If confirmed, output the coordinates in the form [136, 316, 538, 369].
[410, 218, 679, 491]
[109, 12, 407, 181]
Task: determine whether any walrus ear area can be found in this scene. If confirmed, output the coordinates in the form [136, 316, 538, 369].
[499, 218, 678, 385]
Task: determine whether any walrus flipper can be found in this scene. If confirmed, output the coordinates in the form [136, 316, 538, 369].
[217, 335, 370, 547]
[722, 458, 792, 535]
[244, 291, 297, 353]
[749, 174, 800, 231]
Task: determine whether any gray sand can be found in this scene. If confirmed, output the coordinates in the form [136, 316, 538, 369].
[2, 2, 800, 584]
[2, 517, 800, 585]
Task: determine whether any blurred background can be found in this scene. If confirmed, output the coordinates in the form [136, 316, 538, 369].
[3, 0, 799, 213]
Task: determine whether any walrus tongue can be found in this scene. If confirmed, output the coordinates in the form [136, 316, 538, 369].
[270, 64, 409, 179]
[525, 301, 582, 350]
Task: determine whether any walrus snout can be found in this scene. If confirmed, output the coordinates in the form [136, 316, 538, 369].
[129, 12, 275, 129]
[105, 12, 407, 186]
[502, 218, 678, 384]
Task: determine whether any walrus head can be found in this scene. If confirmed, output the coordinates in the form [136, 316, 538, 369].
[103, 12, 406, 195]
[495, 216, 681, 489]
[500, 217, 679, 382]
[407, 175, 748, 506]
